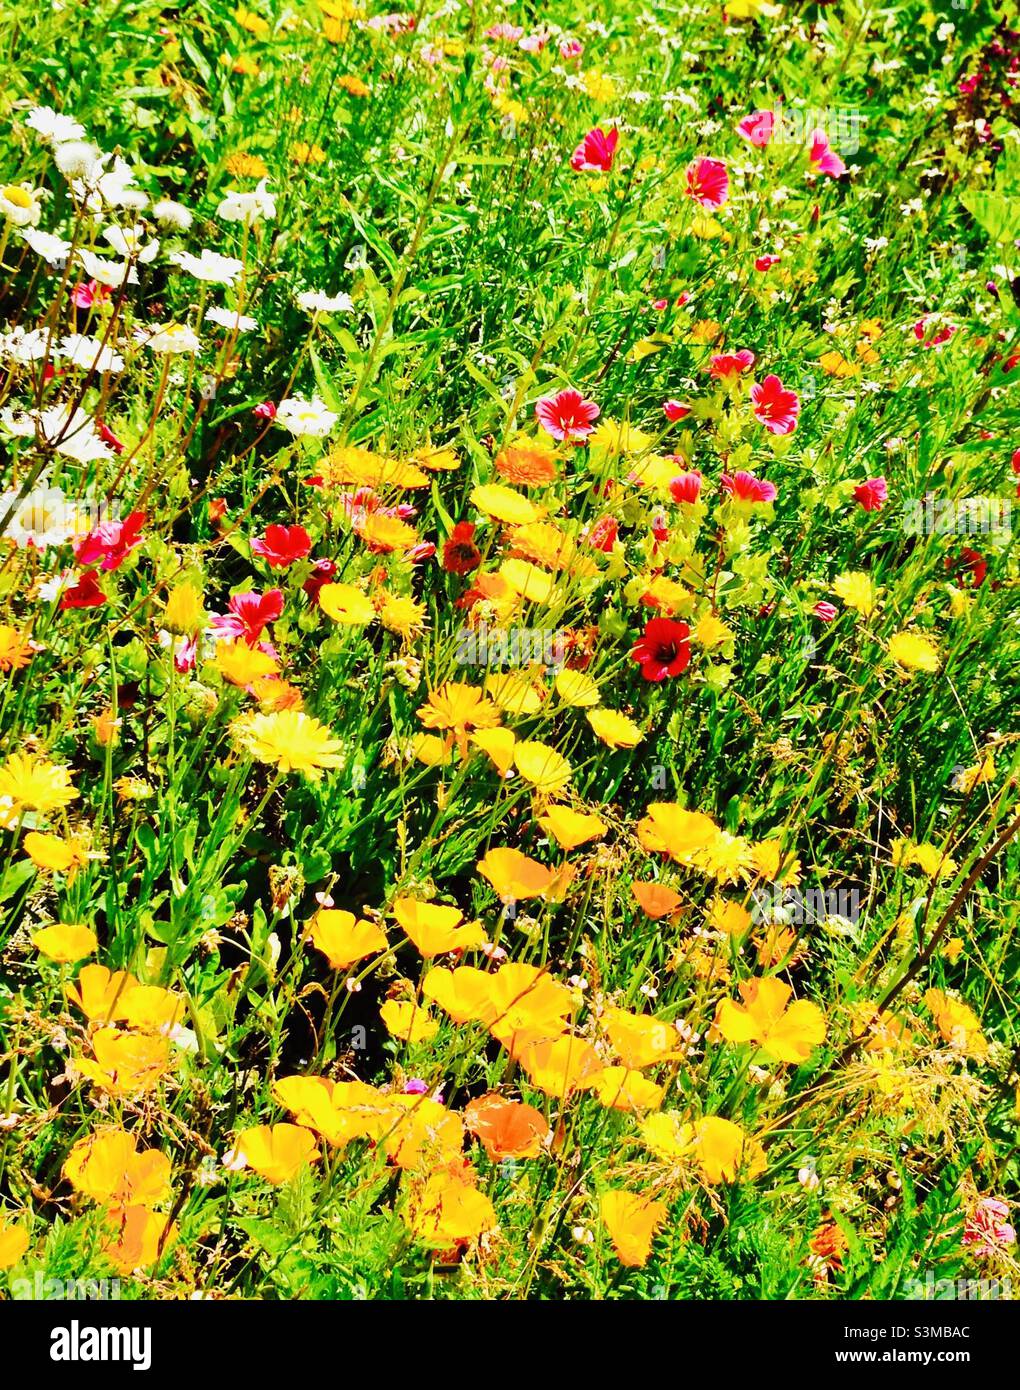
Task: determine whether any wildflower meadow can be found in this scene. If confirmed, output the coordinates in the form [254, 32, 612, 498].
[0, 0, 1019, 1321]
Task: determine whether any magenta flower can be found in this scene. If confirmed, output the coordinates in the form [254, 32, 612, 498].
[737, 110, 775, 148]
[813, 601, 838, 622]
[535, 387, 600, 441]
[750, 374, 800, 435]
[663, 399, 691, 421]
[809, 130, 847, 179]
[570, 126, 618, 173]
[853, 477, 888, 512]
[669, 471, 703, 504]
[685, 157, 728, 208]
[722, 470, 778, 504]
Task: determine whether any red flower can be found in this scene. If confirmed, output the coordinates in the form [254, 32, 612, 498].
[570, 126, 618, 173]
[750, 374, 800, 435]
[73, 510, 145, 572]
[212, 589, 284, 645]
[721, 470, 778, 504]
[253, 400, 277, 419]
[709, 349, 755, 380]
[96, 420, 125, 455]
[669, 471, 703, 504]
[685, 157, 728, 208]
[60, 570, 106, 610]
[630, 617, 691, 682]
[946, 548, 988, 588]
[442, 521, 482, 575]
[754, 254, 781, 272]
[303, 558, 338, 603]
[663, 399, 691, 421]
[853, 477, 888, 512]
[587, 516, 618, 552]
[535, 388, 600, 441]
[251, 523, 313, 569]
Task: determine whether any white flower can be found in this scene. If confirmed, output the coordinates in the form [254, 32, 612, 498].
[295, 289, 354, 314]
[59, 333, 125, 374]
[75, 248, 139, 288]
[18, 228, 71, 266]
[1, 327, 53, 363]
[216, 179, 276, 225]
[71, 154, 146, 211]
[152, 199, 194, 231]
[0, 486, 81, 549]
[38, 572, 72, 603]
[0, 404, 114, 463]
[205, 305, 258, 332]
[274, 395, 337, 438]
[24, 106, 86, 144]
[54, 141, 102, 179]
[102, 224, 159, 263]
[171, 248, 244, 285]
[143, 322, 201, 354]
[0, 183, 42, 227]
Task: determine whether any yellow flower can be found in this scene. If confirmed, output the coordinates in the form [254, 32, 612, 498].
[498, 557, 558, 604]
[23, 829, 89, 878]
[336, 74, 370, 98]
[641, 1113, 767, 1184]
[484, 671, 546, 716]
[588, 418, 652, 457]
[292, 141, 326, 165]
[603, 1008, 685, 1069]
[411, 733, 453, 766]
[63, 1129, 172, 1210]
[469, 726, 516, 775]
[514, 740, 572, 795]
[235, 7, 270, 37]
[692, 613, 734, 649]
[599, 1190, 667, 1267]
[891, 837, 957, 880]
[75, 1028, 172, 1097]
[163, 581, 206, 636]
[213, 641, 279, 686]
[354, 513, 419, 552]
[0, 624, 34, 671]
[307, 908, 388, 970]
[224, 151, 270, 178]
[818, 350, 859, 378]
[554, 668, 600, 707]
[379, 998, 439, 1044]
[954, 752, 995, 794]
[102, 1206, 174, 1275]
[32, 923, 97, 963]
[713, 977, 826, 1064]
[477, 847, 555, 901]
[0, 1220, 29, 1269]
[636, 802, 718, 863]
[392, 897, 487, 957]
[832, 570, 876, 617]
[590, 1066, 664, 1113]
[232, 709, 344, 778]
[408, 1171, 497, 1246]
[379, 593, 427, 639]
[888, 631, 939, 673]
[518, 1034, 602, 1096]
[471, 485, 546, 528]
[706, 896, 752, 938]
[925, 989, 988, 1059]
[537, 805, 606, 851]
[0, 752, 78, 818]
[230, 1124, 319, 1183]
[586, 707, 643, 748]
[417, 682, 501, 742]
[319, 582, 376, 625]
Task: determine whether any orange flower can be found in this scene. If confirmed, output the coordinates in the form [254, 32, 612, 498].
[407, 1170, 497, 1247]
[102, 1205, 174, 1275]
[74, 1028, 171, 1096]
[631, 881, 683, 919]
[63, 1129, 172, 1211]
[464, 1093, 549, 1160]
[417, 681, 501, 756]
[477, 847, 554, 901]
[602, 1008, 686, 1069]
[494, 439, 559, 486]
[229, 1124, 319, 1183]
[517, 1034, 603, 1097]
[307, 908, 388, 970]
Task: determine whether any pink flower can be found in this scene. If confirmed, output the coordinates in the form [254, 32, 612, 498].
[912, 316, 956, 349]
[663, 399, 691, 421]
[651, 298, 669, 311]
[485, 22, 523, 41]
[253, 401, 277, 419]
[71, 279, 110, 310]
[853, 477, 888, 512]
[721, 470, 778, 504]
[964, 1198, 1016, 1257]
[669, 471, 703, 504]
[587, 517, 618, 552]
[737, 110, 775, 148]
[750, 375, 800, 435]
[813, 601, 838, 622]
[212, 589, 284, 646]
[709, 349, 755, 380]
[559, 38, 583, 61]
[73, 510, 146, 573]
[808, 130, 847, 178]
[754, 254, 781, 271]
[251, 524, 313, 569]
[535, 387, 600, 441]
[685, 157, 728, 208]
[570, 126, 618, 173]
